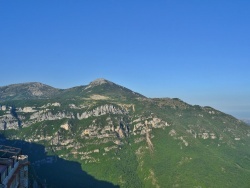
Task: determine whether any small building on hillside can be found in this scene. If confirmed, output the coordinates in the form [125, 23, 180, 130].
[0, 145, 29, 188]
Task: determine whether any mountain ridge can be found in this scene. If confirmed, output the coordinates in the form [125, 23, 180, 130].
[0, 78, 145, 101]
[0, 78, 250, 187]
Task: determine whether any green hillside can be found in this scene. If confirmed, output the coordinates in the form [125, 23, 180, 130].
[0, 79, 250, 187]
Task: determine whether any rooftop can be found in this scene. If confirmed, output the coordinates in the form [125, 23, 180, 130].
[0, 145, 21, 158]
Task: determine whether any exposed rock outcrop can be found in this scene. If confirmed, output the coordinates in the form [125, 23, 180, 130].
[30, 111, 74, 121]
[77, 105, 127, 120]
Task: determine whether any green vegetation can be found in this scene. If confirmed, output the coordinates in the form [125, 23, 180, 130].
[0, 79, 250, 187]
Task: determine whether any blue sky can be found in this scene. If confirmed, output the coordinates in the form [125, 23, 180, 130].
[0, 1, 250, 119]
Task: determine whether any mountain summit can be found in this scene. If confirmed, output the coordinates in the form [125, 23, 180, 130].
[89, 78, 112, 86]
[0, 79, 250, 187]
[85, 78, 114, 90]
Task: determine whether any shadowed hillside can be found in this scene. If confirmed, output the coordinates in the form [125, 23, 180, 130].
[0, 134, 119, 188]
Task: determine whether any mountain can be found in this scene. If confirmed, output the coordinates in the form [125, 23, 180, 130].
[0, 78, 144, 101]
[0, 82, 60, 100]
[0, 79, 250, 187]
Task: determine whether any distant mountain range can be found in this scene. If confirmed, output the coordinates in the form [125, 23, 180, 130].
[0, 78, 250, 187]
[242, 119, 250, 125]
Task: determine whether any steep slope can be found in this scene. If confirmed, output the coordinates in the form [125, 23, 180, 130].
[57, 78, 144, 101]
[83, 78, 144, 99]
[0, 79, 250, 187]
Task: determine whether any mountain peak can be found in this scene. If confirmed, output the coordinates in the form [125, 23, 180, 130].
[85, 78, 113, 90]
[90, 78, 111, 86]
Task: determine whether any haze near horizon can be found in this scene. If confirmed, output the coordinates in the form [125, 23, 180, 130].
[0, 1, 249, 120]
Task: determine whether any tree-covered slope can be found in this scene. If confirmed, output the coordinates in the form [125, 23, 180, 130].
[0, 79, 250, 187]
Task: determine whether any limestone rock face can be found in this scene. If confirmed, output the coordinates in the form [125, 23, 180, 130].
[60, 123, 70, 131]
[0, 103, 128, 130]
[22, 107, 36, 113]
[77, 105, 127, 120]
[0, 114, 24, 130]
[1, 105, 7, 111]
[117, 128, 125, 138]
[51, 102, 61, 107]
[0, 109, 75, 130]
[30, 111, 74, 121]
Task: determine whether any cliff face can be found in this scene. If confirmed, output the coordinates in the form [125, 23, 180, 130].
[0, 104, 128, 130]
[1, 79, 250, 188]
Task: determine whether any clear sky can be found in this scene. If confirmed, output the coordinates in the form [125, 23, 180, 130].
[0, 1, 250, 119]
